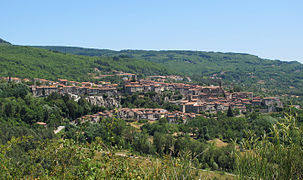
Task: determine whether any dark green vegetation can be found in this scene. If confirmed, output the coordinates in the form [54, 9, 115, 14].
[0, 38, 11, 45]
[0, 45, 172, 81]
[33, 46, 115, 56]
[36, 46, 303, 96]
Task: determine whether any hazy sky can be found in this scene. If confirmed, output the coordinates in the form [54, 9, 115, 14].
[1, 0, 303, 62]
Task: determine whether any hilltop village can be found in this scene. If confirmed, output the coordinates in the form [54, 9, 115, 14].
[1, 73, 283, 123]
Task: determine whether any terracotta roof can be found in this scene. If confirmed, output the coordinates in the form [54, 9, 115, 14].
[36, 122, 47, 125]
[37, 86, 57, 88]
[185, 102, 196, 105]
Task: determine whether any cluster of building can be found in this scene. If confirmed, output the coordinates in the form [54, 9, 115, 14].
[182, 92, 282, 113]
[124, 79, 223, 96]
[79, 108, 200, 124]
[31, 79, 118, 97]
[1, 75, 284, 115]
[123, 79, 283, 113]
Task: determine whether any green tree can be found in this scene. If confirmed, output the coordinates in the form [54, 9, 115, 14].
[227, 106, 234, 117]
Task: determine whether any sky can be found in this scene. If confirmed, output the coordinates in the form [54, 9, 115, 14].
[1, 0, 303, 62]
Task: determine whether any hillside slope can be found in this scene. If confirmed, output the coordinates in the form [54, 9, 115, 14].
[0, 38, 12, 45]
[36, 46, 303, 95]
[0, 45, 173, 81]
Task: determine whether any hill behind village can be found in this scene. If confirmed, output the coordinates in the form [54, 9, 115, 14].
[0, 43, 173, 81]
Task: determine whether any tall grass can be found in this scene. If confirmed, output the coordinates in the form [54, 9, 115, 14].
[236, 113, 303, 179]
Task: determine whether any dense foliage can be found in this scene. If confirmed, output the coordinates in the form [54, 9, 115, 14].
[0, 45, 173, 82]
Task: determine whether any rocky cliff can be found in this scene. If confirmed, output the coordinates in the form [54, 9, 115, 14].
[85, 96, 121, 108]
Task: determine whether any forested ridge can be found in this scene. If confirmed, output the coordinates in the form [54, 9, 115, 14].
[36, 46, 303, 95]
[0, 45, 173, 82]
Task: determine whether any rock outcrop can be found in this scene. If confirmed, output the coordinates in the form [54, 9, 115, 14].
[85, 96, 120, 108]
